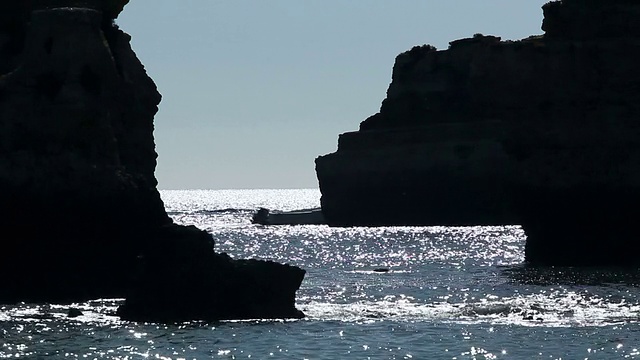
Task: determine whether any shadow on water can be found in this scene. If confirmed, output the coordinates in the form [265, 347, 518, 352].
[500, 265, 640, 287]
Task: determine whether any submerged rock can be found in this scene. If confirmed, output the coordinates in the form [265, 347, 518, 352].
[0, 1, 305, 320]
[316, 0, 640, 265]
[67, 308, 83, 318]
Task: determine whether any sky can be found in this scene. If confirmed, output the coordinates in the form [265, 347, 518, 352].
[117, 0, 549, 190]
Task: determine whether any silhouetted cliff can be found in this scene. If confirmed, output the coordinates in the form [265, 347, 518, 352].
[0, 0, 167, 302]
[316, 0, 640, 265]
[0, 1, 305, 320]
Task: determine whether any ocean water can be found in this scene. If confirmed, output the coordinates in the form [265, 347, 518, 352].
[2, 189, 640, 359]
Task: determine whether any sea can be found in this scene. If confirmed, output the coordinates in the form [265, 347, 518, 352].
[2, 189, 640, 359]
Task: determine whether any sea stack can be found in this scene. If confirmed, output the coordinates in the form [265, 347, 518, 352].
[316, 0, 640, 265]
[0, 0, 305, 321]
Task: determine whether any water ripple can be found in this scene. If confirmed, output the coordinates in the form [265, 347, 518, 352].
[3, 190, 640, 359]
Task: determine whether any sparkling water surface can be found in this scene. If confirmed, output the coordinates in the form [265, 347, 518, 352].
[2, 189, 640, 359]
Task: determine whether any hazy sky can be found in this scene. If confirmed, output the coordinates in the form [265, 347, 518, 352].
[117, 1, 548, 190]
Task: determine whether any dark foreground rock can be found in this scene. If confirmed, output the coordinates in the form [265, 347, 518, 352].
[118, 241, 305, 322]
[0, 1, 304, 320]
[316, 0, 640, 265]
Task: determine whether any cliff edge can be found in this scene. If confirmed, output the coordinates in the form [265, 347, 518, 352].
[0, 1, 305, 321]
[316, 0, 640, 265]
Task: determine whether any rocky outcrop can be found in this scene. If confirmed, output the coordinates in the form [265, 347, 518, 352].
[0, 2, 305, 320]
[1, 0, 129, 32]
[317, 120, 516, 226]
[118, 247, 306, 322]
[316, 36, 521, 227]
[514, 0, 640, 265]
[0, 4, 166, 303]
[316, 0, 640, 265]
[542, 0, 640, 40]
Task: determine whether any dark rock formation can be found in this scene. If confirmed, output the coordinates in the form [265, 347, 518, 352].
[316, 0, 640, 265]
[316, 36, 518, 227]
[67, 308, 83, 318]
[1, 0, 129, 33]
[542, 0, 640, 40]
[0, 1, 305, 320]
[0, 4, 166, 303]
[515, 0, 640, 266]
[316, 120, 516, 226]
[118, 249, 306, 322]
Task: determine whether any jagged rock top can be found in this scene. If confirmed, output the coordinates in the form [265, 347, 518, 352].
[358, 0, 640, 131]
[543, 0, 640, 39]
[1, 0, 128, 30]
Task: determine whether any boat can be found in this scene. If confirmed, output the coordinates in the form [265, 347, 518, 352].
[251, 207, 326, 225]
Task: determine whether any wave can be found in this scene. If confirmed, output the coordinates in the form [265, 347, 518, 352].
[0, 300, 123, 325]
[297, 291, 640, 327]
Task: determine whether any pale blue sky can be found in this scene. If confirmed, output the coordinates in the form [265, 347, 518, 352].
[117, 1, 548, 190]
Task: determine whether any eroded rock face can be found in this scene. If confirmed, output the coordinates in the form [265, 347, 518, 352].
[316, 120, 517, 226]
[1, 1, 129, 34]
[316, 35, 521, 227]
[0, 3, 306, 319]
[542, 0, 640, 40]
[316, 0, 640, 265]
[0, 6, 167, 302]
